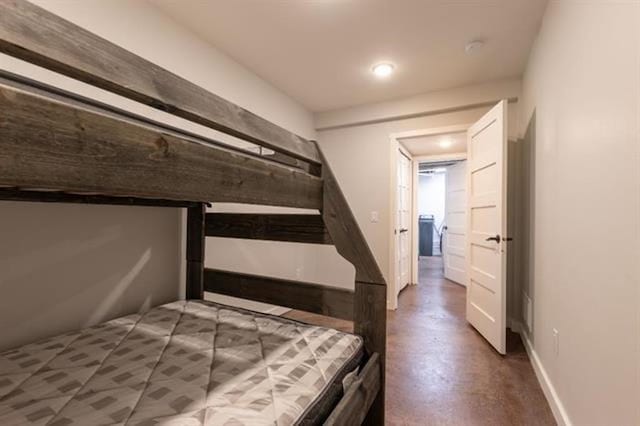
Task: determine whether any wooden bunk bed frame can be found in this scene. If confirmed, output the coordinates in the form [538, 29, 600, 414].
[0, 1, 387, 424]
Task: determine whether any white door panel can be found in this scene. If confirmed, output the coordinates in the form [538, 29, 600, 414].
[396, 151, 412, 295]
[444, 161, 467, 285]
[466, 100, 508, 355]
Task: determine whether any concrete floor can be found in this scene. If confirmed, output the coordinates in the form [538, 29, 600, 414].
[285, 256, 556, 425]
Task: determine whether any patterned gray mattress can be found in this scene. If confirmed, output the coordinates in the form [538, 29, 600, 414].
[0, 300, 363, 425]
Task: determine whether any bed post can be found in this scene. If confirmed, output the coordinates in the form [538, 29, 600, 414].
[186, 203, 206, 299]
[318, 147, 387, 426]
[354, 283, 386, 425]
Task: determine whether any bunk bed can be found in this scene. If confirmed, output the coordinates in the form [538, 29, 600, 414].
[0, 1, 387, 425]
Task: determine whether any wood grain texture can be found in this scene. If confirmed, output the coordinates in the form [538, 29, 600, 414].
[354, 282, 386, 425]
[316, 144, 387, 424]
[324, 353, 381, 426]
[318, 148, 386, 285]
[0, 0, 320, 164]
[186, 204, 205, 300]
[204, 269, 354, 321]
[205, 213, 332, 244]
[0, 188, 200, 208]
[0, 70, 319, 176]
[0, 82, 322, 209]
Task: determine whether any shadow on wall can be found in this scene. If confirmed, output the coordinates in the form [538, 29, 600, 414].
[0, 202, 182, 351]
[205, 203, 356, 290]
[508, 111, 536, 340]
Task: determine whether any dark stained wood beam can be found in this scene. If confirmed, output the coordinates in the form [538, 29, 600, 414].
[0, 0, 320, 164]
[0, 188, 201, 208]
[0, 82, 323, 209]
[205, 213, 332, 244]
[204, 269, 354, 321]
[316, 145, 387, 425]
[324, 353, 381, 426]
[186, 204, 206, 300]
[0, 70, 320, 176]
[354, 282, 386, 425]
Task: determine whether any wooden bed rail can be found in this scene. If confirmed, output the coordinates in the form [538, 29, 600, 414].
[0, 81, 322, 209]
[0, 0, 320, 165]
[203, 180, 387, 424]
[0, 2, 387, 423]
[325, 353, 381, 426]
[0, 69, 319, 176]
[205, 213, 333, 244]
[204, 268, 354, 321]
[318, 150, 387, 425]
[0, 188, 202, 208]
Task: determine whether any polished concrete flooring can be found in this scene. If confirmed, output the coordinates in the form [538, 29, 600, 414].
[285, 256, 555, 425]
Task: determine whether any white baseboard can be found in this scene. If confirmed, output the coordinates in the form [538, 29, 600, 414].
[515, 322, 572, 426]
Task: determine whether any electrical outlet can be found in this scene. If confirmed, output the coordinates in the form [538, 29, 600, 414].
[552, 328, 559, 356]
[295, 267, 303, 279]
[370, 211, 379, 223]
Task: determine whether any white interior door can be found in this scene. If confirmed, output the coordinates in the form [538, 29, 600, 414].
[396, 150, 412, 296]
[466, 100, 508, 354]
[443, 161, 467, 285]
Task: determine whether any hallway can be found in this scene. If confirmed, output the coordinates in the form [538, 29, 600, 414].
[385, 257, 555, 425]
[286, 256, 555, 425]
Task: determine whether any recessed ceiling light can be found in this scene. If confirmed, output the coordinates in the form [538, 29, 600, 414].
[371, 62, 394, 78]
[439, 139, 453, 148]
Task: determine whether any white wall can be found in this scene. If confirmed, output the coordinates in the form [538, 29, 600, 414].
[0, 0, 316, 350]
[518, 2, 640, 425]
[316, 80, 521, 293]
[0, 203, 181, 351]
[316, 78, 522, 130]
[418, 173, 446, 248]
[204, 203, 354, 312]
[418, 173, 445, 225]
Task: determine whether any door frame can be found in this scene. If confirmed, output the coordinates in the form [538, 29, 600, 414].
[396, 147, 413, 298]
[388, 124, 470, 310]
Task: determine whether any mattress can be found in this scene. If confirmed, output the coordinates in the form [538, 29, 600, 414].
[0, 300, 363, 425]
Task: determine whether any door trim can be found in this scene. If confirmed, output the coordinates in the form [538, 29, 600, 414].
[388, 143, 413, 310]
[411, 153, 468, 286]
[388, 124, 470, 310]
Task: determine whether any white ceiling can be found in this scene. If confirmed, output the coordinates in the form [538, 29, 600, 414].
[151, 0, 547, 112]
[400, 132, 466, 156]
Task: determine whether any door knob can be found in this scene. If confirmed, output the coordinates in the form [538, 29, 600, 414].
[485, 234, 501, 243]
[399, 228, 409, 233]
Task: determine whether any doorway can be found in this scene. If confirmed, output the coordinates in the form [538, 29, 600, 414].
[390, 100, 511, 354]
[417, 159, 467, 286]
[388, 125, 469, 310]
